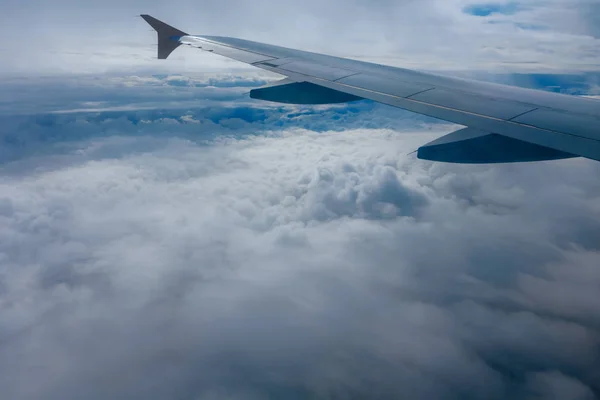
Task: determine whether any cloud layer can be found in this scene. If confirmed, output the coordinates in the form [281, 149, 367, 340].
[1, 0, 600, 76]
[0, 75, 599, 399]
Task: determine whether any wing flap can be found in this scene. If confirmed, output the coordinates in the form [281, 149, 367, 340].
[276, 61, 358, 81]
[409, 88, 538, 121]
[256, 58, 295, 67]
[512, 109, 600, 141]
[337, 74, 435, 98]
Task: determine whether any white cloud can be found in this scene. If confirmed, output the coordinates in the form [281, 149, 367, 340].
[0, 115, 599, 398]
[0, 59, 599, 399]
[1, 0, 599, 76]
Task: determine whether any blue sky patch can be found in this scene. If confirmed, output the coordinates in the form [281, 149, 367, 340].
[464, 2, 519, 16]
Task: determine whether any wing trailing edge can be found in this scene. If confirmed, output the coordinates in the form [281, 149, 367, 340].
[139, 15, 600, 164]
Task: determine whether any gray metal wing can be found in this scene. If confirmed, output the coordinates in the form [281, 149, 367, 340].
[141, 15, 600, 164]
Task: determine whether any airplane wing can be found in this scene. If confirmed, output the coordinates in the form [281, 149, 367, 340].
[141, 14, 600, 164]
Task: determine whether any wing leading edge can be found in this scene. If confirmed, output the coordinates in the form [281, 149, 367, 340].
[141, 14, 600, 164]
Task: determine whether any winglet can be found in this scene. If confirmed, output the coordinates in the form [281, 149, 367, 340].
[140, 15, 188, 59]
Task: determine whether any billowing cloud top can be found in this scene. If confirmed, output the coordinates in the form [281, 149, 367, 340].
[1, 1, 600, 399]
[0, 72, 599, 400]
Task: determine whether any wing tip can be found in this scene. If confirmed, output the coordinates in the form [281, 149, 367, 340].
[140, 14, 188, 60]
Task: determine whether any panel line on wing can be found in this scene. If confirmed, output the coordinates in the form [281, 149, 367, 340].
[409, 88, 537, 121]
[318, 78, 509, 122]
[405, 88, 436, 98]
[507, 108, 539, 121]
[277, 61, 359, 82]
[332, 72, 361, 82]
[253, 58, 295, 67]
[336, 74, 435, 99]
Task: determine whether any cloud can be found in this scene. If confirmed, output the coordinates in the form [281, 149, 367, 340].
[1, 0, 599, 76]
[0, 74, 441, 165]
[0, 74, 600, 399]
[522, 371, 596, 400]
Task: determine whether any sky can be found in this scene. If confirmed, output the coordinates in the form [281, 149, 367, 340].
[1, 0, 600, 76]
[1, 1, 600, 400]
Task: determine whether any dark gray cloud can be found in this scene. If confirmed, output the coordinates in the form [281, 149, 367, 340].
[0, 75, 599, 399]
